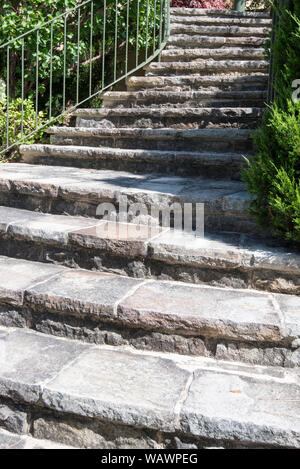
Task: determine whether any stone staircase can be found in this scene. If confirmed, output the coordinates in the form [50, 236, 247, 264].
[1, 7, 300, 449]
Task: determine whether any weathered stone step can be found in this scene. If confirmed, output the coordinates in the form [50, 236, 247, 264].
[20, 144, 246, 178]
[167, 35, 267, 49]
[0, 163, 255, 233]
[170, 8, 271, 19]
[48, 126, 253, 152]
[170, 14, 272, 27]
[126, 74, 268, 92]
[162, 47, 266, 61]
[144, 61, 268, 76]
[169, 24, 270, 37]
[0, 326, 300, 448]
[1, 254, 299, 352]
[0, 428, 74, 449]
[0, 206, 299, 297]
[102, 90, 266, 109]
[72, 107, 264, 130]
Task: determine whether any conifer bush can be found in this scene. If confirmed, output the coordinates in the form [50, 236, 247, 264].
[242, 0, 300, 244]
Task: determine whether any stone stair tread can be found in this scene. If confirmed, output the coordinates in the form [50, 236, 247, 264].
[167, 35, 267, 48]
[162, 47, 266, 59]
[170, 8, 271, 19]
[145, 61, 268, 75]
[103, 90, 266, 100]
[0, 205, 300, 295]
[169, 24, 270, 35]
[46, 126, 251, 139]
[20, 143, 248, 161]
[170, 15, 272, 26]
[0, 162, 250, 218]
[73, 107, 265, 118]
[0, 428, 74, 449]
[0, 325, 299, 448]
[126, 74, 269, 91]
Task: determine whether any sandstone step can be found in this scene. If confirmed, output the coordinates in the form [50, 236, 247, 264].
[126, 74, 268, 92]
[0, 206, 299, 297]
[169, 24, 270, 37]
[47, 127, 253, 152]
[20, 144, 246, 178]
[0, 163, 255, 233]
[169, 15, 272, 27]
[162, 47, 266, 61]
[144, 61, 268, 76]
[167, 35, 267, 49]
[170, 8, 271, 19]
[0, 326, 300, 448]
[0, 428, 74, 449]
[102, 90, 266, 109]
[72, 107, 264, 130]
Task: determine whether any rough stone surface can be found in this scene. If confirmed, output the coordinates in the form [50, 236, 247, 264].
[0, 404, 28, 434]
[0, 428, 74, 449]
[0, 328, 299, 448]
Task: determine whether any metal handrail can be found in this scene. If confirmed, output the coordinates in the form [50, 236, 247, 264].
[0, 0, 170, 155]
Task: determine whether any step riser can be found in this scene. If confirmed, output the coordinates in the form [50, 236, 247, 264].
[170, 15, 272, 27]
[50, 134, 253, 153]
[126, 76, 268, 92]
[0, 299, 297, 369]
[170, 8, 271, 19]
[0, 189, 257, 235]
[21, 153, 245, 179]
[167, 35, 267, 48]
[1, 234, 299, 297]
[162, 52, 266, 61]
[103, 99, 265, 109]
[169, 25, 270, 36]
[0, 398, 278, 450]
[145, 65, 268, 77]
[75, 115, 262, 130]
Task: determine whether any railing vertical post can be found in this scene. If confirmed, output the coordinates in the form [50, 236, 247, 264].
[153, 0, 157, 55]
[125, 0, 129, 75]
[89, 1, 94, 96]
[102, 0, 106, 87]
[145, 0, 149, 60]
[136, 0, 140, 67]
[35, 29, 39, 130]
[63, 14, 67, 112]
[49, 23, 53, 119]
[6, 46, 10, 149]
[114, 0, 118, 81]
[76, 9, 81, 106]
[21, 38, 25, 138]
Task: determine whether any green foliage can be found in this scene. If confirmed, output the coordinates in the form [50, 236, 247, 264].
[0, 97, 46, 157]
[243, 0, 300, 245]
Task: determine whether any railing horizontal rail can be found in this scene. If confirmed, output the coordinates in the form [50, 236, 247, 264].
[0, 0, 170, 155]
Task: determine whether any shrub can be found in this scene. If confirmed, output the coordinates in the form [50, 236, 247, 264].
[242, 0, 300, 244]
[0, 98, 46, 159]
[171, 0, 232, 9]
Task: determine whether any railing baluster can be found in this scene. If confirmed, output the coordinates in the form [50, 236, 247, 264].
[136, 0, 140, 67]
[114, 0, 118, 81]
[159, 0, 163, 61]
[35, 29, 39, 130]
[6, 46, 10, 149]
[89, 0, 94, 96]
[21, 38, 25, 138]
[49, 23, 53, 120]
[153, 0, 157, 55]
[63, 14, 67, 112]
[145, 0, 149, 60]
[102, 0, 106, 88]
[77, 8, 81, 106]
[125, 0, 129, 75]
